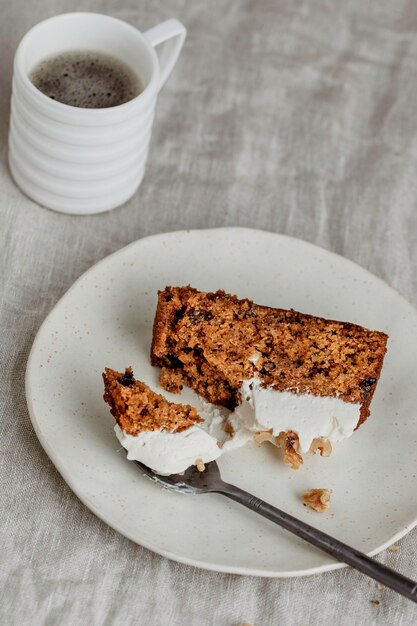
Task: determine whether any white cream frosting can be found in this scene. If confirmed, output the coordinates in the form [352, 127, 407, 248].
[230, 378, 361, 453]
[115, 423, 222, 476]
[115, 396, 251, 475]
[196, 398, 251, 452]
[115, 376, 361, 474]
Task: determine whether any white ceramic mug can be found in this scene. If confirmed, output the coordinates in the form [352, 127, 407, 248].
[8, 13, 186, 215]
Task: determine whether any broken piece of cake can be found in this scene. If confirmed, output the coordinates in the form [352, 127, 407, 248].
[103, 367, 223, 475]
[151, 286, 388, 467]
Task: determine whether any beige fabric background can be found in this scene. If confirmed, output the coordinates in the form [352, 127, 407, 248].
[1, 1, 416, 624]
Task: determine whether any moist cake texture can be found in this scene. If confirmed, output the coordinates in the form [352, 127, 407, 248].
[151, 286, 388, 428]
[103, 367, 203, 435]
[102, 367, 227, 475]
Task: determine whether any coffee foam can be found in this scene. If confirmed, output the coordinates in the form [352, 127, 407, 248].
[30, 50, 143, 109]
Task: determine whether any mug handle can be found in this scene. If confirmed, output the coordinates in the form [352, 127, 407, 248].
[144, 19, 187, 90]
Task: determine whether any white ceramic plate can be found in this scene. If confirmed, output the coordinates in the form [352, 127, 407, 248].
[26, 228, 417, 577]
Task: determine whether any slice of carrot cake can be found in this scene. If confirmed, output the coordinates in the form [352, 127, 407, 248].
[103, 367, 224, 474]
[151, 286, 388, 467]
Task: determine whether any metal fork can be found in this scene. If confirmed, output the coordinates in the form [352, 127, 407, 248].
[136, 460, 417, 603]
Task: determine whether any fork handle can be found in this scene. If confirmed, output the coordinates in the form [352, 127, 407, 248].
[217, 483, 417, 603]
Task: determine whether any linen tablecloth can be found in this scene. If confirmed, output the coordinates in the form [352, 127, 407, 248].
[1, 1, 416, 624]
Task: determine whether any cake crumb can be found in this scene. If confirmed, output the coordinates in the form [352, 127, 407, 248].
[376, 583, 384, 590]
[195, 458, 205, 472]
[302, 488, 331, 512]
[388, 544, 400, 553]
[159, 366, 183, 394]
[370, 599, 380, 606]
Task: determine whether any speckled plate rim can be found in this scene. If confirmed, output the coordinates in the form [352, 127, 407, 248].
[25, 227, 417, 578]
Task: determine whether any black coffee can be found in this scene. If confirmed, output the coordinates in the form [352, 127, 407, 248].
[30, 50, 143, 108]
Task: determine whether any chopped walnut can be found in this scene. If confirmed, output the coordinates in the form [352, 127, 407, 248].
[276, 431, 303, 469]
[302, 488, 331, 512]
[195, 458, 205, 472]
[309, 438, 332, 457]
[388, 544, 400, 553]
[224, 420, 234, 435]
[254, 429, 273, 444]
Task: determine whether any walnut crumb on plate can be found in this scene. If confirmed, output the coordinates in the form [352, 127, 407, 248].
[302, 488, 331, 512]
[195, 458, 205, 472]
[388, 544, 400, 553]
